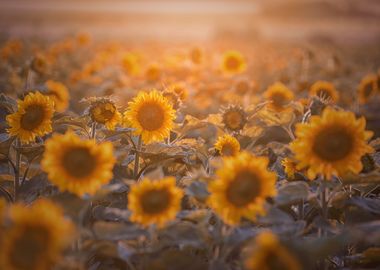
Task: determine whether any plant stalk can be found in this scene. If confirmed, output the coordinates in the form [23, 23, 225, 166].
[134, 135, 142, 180]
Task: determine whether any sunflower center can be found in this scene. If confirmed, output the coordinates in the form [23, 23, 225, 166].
[20, 105, 45, 131]
[62, 146, 96, 178]
[226, 169, 261, 207]
[9, 226, 50, 270]
[224, 110, 245, 131]
[271, 92, 288, 108]
[313, 126, 353, 161]
[316, 89, 331, 99]
[225, 56, 240, 70]
[137, 102, 165, 131]
[140, 189, 171, 214]
[221, 143, 235, 156]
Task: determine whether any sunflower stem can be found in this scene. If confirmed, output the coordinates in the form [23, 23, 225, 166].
[134, 135, 142, 180]
[14, 139, 21, 201]
[91, 122, 97, 139]
[319, 178, 328, 237]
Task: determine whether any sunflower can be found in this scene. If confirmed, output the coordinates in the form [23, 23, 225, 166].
[0, 199, 74, 270]
[221, 50, 247, 75]
[309, 81, 339, 103]
[145, 63, 161, 82]
[290, 107, 373, 179]
[128, 177, 183, 227]
[89, 99, 121, 130]
[122, 52, 140, 76]
[245, 231, 302, 270]
[358, 74, 378, 104]
[264, 82, 294, 112]
[162, 90, 182, 110]
[234, 79, 251, 95]
[6, 91, 55, 143]
[281, 158, 297, 180]
[124, 90, 176, 144]
[45, 80, 70, 113]
[31, 53, 49, 75]
[190, 46, 203, 65]
[168, 82, 189, 101]
[214, 134, 240, 156]
[207, 151, 277, 225]
[222, 105, 248, 133]
[41, 130, 115, 196]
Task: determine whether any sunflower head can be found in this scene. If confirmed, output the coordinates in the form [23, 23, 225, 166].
[290, 107, 373, 179]
[221, 105, 248, 133]
[89, 98, 121, 130]
[358, 74, 378, 104]
[0, 199, 74, 270]
[162, 90, 182, 110]
[45, 80, 70, 113]
[214, 134, 240, 156]
[207, 151, 277, 225]
[221, 50, 247, 75]
[128, 177, 183, 227]
[309, 81, 339, 103]
[245, 231, 302, 270]
[124, 90, 176, 144]
[264, 82, 294, 112]
[122, 52, 140, 76]
[234, 79, 251, 95]
[168, 83, 189, 101]
[31, 53, 49, 75]
[6, 91, 55, 144]
[145, 63, 161, 82]
[190, 46, 203, 65]
[281, 157, 298, 180]
[41, 130, 115, 196]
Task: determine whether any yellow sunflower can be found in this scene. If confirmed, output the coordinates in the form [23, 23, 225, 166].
[89, 99, 121, 130]
[41, 130, 115, 196]
[358, 74, 378, 104]
[214, 134, 240, 156]
[6, 91, 55, 143]
[281, 158, 297, 180]
[264, 82, 294, 112]
[207, 151, 277, 225]
[221, 105, 248, 133]
[0, 199, 74, 270]
[221, 50, 247, 75]
[168, 82, 189, 101]
[245, 231, 302, 270]
[145, 63, 161, 82]
[128, 177, 183, 227]
[45, 80, 70, 113]
[290, 107, 373, 179]
[124, 90, 176, 144]
[122, 52, 140, 76]
[309, 81, 339, 103]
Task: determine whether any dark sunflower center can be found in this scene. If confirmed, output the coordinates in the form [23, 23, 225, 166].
[137, 102, 165, 131]
[226, 169, 261, 207]
[271, 92, 288, 107]
[20, 105, 45, 131]
[221, 143, 235, 156]
[316, 89, 331, 99]
[313, 126, 353, 161]
[62, 146, 96, 178]
[224, 111, 245, 131]
[10, 226, 50, 270]
[363, 82, 373, 98]
[140, 189, 171, 214]
[225, 56, 240, 70]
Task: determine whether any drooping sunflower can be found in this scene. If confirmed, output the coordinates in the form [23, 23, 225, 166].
[290, 107, 373, 179]
[45, 80, 70, 113]
[264, 82, 294, 112]
[221, 50, 247, 75]
[89, 98, 121, 130]
[214, 134, 240, 156]
[124, 90, 176, 144]
[128, 177, 183, 227]
[245, 231, 302, 270]
[145, 63, 161, 82]
[221, 105, 248, 133]
[207, 151, 277, 225]
[6, 91, 55, 143]
[0, 199, 74, 270]
[309, 80, 339, 103]
[168, 82, 189, 101]
[41, 130, 115, 196]
[358, 74, 378, 104]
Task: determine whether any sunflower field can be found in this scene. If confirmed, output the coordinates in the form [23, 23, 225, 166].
[0, 2, 380, 269]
